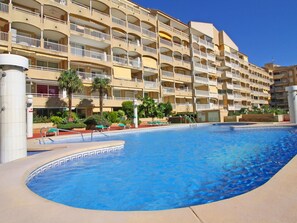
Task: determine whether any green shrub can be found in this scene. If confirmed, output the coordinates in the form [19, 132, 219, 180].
[84, 115, 111, 129]
[108, 111, 118, 123]
[50, 116, 64, 125]
[57, 122, 86, 130]
[121, 101, 134, 119]
[33, 115, 51, 123]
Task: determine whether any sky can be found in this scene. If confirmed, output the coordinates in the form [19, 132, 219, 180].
[132, 0, 297, 67]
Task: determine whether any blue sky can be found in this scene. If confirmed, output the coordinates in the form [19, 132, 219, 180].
[132, 0, 297, 67]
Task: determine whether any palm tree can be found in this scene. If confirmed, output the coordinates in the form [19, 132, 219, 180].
[58, 69, 83, 121]
[91, 77, 110, 117]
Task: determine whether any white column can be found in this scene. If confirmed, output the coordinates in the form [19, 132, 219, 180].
[0, 54, 28, 163]
[286, 86, 297, 123]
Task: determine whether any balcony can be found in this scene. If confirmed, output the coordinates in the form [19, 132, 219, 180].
[162, 87, 175, 95]
[160, 38, 173, 47]
[225, 82, 233, 89]
[113, 56, 128, 66]
[128, 23, 141, 33]
[71, 47, 110, 62]
[12, 34, 41, 47]
[44, 41, 68, 53]
[159, 22, 189, 38]
[112, 78, 143, 89]
[221, 71, 233, 79]
[226, 93, 234, 100]
[233, 84, 241, 90]
[162, 70, 174, 79]
[70, 23, 111, 41]
[143, 46, 157, 54]
[176, 103, 193, 112]
[194, 63, 208, 73]
[12, 6, 41, 27]
[28, 65, 63, 80]
[0, 2, 9, 13]
[77, 71, 110, 82]
[175, 88, 192, 97]
[160, 55, 173, 62]
[141, 28, 156, 39]
[193, 49, 207, 58]
[193, 36, 214, 49]
[175, 73, 192, 82]
[195, 90, 209, 97]
[195, 76, 209, 85]
[0, 31, 8, 42]
[196, 103, 219, 111]
[112, 17, 126, 27]
[232, 73, 241, 80]
[144, 81, 159, 90]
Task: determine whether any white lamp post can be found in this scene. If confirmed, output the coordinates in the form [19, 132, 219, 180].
[0, 54, 28, 163]
[133, 99, 138, 128]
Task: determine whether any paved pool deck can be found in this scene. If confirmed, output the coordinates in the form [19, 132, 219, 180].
[1, 123, 297, 223]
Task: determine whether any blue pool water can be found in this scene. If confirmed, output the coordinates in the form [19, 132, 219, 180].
[27, 126, 297, 211]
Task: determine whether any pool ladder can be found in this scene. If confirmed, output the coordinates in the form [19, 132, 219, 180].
[39, 127, 86, 144]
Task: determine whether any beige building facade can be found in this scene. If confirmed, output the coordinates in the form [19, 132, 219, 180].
[265, 63, 297, 110]
[0, 0, 272, 117]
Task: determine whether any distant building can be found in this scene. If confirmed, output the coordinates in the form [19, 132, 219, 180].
[265, 63, 297, 110]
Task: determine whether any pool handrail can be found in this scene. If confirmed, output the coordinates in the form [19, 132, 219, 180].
[39, 127, 85, 144]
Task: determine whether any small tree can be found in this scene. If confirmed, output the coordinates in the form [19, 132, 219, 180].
[139, 96, 159, 120]
[158, 102, 173, 117]
[121, 101, 134, 119]
[91, 77, 110, 117]
[58, 69, 83, 121]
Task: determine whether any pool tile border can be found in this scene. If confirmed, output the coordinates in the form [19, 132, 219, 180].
[26, 144, 124, 183]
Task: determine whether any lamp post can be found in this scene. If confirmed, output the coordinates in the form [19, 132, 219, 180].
[133, 98, 138, 128]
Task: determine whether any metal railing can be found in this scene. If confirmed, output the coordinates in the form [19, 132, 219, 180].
[71, 0, 89, 9]
[40, 127, 85, 144]
[113, 56, 128, 65]
[144, 81, 159, 89]
[162, 70, 174, 78]
[0, 31, 8, 41]
[77, 71, 110, 80]
[70, 23, 110, 40]
[29, 65, 64, 72]
[141, 28, 156, 38]
[71, 47, 110, 61]
[143, 46, 157, 54]
[13, 6, 40, 16]
[13, 34, 41, 47]
[160, 38, 173, 47]
[128, 23, 141, 32]
[112, 17, 126, 27]
[44, 15, 66, 24]
[44, 41, 68, 52]
[160, 54, 173, 62]
[0, 2, 9, 12]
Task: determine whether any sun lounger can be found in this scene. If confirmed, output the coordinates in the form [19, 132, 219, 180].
[46, 128, 59, 136]
[118, 123, 126, 129]
[95, 125, 109, 131]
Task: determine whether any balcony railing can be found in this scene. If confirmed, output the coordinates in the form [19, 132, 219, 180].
[77, 71, 110, 80]
[70, 23, 110, 40]
[196, 104, 219, 110]
[71, 0, 89, 9]
[160, 55, 173, 62]
[143, 46, 157, 54]
[141, 28, 156, 38]
[162, 87, 175, 94]
[44, 15, 67, 24]
[195, 90, 209, 97]
[13, 6, 40, 17]
[0, 2, 9, 13]
[112, 17, 126, 27]
[0, 31, 8, 41]
[159, 22, 189, 38]
[29, 65, 64, 72]
[160, 38, 172, 47]
[44, 41, 68, 52]
[144, 81, 159, 89]
[194, 63, 208, 72]
[195, 76, 208, 84]
[128, 23, 141, 32]
[128, 59, 142, 68]
[13, 34, 41, 47]
[113, 56, 128, 66]
[53, 0, 67, 5]
[161, 71, 174, 79]
[71, 47, 110, 61]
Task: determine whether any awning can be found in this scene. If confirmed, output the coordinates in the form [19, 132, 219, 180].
[159, 31, 172, 40]
[113, 66, 132, 80]
[143, 57, 158, 69]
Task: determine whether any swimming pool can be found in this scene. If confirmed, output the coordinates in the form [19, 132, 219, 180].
[27, 125, 297, 211]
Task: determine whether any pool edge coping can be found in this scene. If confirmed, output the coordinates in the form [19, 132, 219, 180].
[1, 124, 297, 223]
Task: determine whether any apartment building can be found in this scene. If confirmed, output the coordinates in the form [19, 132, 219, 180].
[0, 0, 272, 117]
[265, 63, 297, 110]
